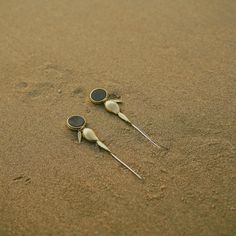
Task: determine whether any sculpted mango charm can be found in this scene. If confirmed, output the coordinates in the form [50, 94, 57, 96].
[67, 115, 142, 179]
[90, 88, 167, 149]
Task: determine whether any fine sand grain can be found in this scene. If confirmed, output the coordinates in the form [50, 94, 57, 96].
[0, 0, 236, 235]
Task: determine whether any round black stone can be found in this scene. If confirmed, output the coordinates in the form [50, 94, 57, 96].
[67, 116, 85, 129]
[90, 88, 107, 102]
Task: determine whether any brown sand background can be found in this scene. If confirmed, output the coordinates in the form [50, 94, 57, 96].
[0, 0, 236, 235]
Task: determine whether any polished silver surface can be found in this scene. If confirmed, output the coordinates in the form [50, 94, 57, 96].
[90, 89, 167, 149]
[67, 115, 142, 179]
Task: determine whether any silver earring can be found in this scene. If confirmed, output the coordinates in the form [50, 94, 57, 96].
[90, 88, 167, 149]
[67, 115, 142, 179]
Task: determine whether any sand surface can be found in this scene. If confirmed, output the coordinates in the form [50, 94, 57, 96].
[0, 0, 236, 235]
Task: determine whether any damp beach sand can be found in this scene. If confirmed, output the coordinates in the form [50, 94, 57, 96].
[0, 1, 236, 235]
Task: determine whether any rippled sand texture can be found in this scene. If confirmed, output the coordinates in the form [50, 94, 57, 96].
[0, 0, 235, 235]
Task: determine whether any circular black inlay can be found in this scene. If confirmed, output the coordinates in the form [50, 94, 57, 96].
[67, 115, 85, 129]
[90, 88, 107, 102]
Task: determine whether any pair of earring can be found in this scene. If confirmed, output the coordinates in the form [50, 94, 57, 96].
[67, 88, 167, 180]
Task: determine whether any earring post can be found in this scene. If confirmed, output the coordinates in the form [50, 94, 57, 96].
[131, 123, 168, 150]
[110, 152, 142, 180]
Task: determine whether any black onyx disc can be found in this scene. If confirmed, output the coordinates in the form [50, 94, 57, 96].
[90, 88, 107, 103]
[67, 115, 85, 130]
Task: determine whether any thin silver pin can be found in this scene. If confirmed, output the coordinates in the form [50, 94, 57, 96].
[110, 152, 142, 179]
[90, 88, 168, 150]
[67, 115, 142, 180]
[131, 123, 162, 149]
